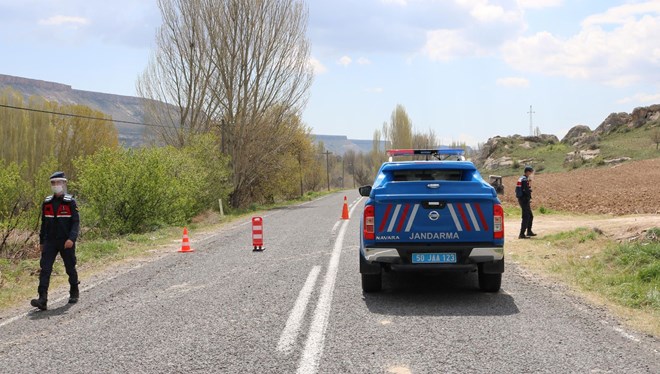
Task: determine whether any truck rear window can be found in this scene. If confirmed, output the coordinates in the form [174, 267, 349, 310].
[391, 169, 463, 181]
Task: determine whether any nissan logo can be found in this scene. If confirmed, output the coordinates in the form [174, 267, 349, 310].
[429, 211, 440, 221]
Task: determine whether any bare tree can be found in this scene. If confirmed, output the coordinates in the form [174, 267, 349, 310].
[139, 0, 313, 208]
[412, 128, 437, 149]
[138, 0, 219, 147]
[651, 127, 660, 150]
[201, 0, 313, 208]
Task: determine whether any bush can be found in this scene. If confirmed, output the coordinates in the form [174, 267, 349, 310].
[0, 160, 55, 258]
[75, 141, 231, 235]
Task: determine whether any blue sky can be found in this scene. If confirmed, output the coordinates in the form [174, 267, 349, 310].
[1, 0, 659, 146]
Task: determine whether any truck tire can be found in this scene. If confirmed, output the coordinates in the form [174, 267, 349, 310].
[478, 266, 501, 292]
[362, 273, 382, 293]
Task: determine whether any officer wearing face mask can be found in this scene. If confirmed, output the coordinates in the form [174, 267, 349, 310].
[30, 172, 80, 310]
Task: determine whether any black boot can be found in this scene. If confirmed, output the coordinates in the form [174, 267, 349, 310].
[526, 230, 537, 236]
[69, 282, 80, 304]
[30, 292, 48, 310]
[518, 231, 529, 239]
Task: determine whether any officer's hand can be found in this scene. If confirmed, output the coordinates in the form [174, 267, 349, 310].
[64, 239, 74, 249]
[40, 244, 45, 253]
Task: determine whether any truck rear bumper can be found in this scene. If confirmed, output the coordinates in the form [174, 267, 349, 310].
[363, 246, 504, 264]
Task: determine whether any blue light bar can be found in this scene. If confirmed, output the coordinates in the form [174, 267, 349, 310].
[437, 148, 465, 155]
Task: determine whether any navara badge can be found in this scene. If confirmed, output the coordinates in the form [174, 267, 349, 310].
[429, 211, 440, 221]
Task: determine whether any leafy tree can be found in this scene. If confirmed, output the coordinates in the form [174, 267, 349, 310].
[52, 104, 118, 179]
[383, 104, 413, 149]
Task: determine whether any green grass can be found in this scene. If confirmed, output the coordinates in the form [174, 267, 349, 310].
[546, 227, 659, 310]
[504, 204, 557, 218]
[599, 125, 660, 160]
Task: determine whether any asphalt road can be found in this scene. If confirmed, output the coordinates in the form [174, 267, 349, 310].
[0, 192, 658, 373]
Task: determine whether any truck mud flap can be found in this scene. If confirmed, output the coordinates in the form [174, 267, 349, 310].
[480, 259, 504, 274]
[360, 249, 382, 275]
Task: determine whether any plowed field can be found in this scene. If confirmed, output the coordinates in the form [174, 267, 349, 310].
[500, 158, 660, 215]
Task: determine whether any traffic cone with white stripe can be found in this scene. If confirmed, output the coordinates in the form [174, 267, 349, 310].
[179, 227, 194, 252]
[341, 196, 349, 220]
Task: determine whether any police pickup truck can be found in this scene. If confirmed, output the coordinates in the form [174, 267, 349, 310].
[358, 148, 504, 293]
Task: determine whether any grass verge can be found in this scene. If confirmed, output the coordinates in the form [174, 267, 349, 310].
[0, 189, 336, 312]
[509, 227, 660, 337]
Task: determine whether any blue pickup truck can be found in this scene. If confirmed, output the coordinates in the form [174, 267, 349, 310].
[358, 148, 504, 293]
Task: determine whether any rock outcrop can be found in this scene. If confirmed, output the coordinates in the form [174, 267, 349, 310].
[594, 105, 660, 135]
[561, 124, 599, 149]
[476, 134, 559, 170]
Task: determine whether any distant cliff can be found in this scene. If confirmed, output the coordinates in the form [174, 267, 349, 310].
[0, 74, 146, 147]
[1, 73, 384, 152]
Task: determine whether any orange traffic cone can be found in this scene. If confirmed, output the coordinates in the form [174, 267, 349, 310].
[179, 227, 194, 253]
[341, 196, 349, 220]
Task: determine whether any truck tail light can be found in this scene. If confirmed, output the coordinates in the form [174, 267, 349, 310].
[493, 203, 504, 239]
[364, 205, 375, 240]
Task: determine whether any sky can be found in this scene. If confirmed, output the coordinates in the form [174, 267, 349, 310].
[1, 0, 659, 147]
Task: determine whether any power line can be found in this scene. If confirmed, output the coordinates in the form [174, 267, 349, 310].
[0, 103, 175, 129]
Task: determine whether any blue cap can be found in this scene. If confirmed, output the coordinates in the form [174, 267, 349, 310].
[49, 171, 67, 181]
[524, 166, 534, 173]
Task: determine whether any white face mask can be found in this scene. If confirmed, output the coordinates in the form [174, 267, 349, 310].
[51, 185, 64, 195]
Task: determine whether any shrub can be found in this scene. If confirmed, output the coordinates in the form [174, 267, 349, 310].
[75, 142, 231, 235]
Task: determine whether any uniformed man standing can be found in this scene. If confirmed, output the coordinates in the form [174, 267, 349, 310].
[30, 172, 80, 310]
[515, 166, 536, 239]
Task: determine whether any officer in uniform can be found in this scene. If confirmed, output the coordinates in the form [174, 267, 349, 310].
[30, 172, 80, 310]
[515, 166, 536, 239]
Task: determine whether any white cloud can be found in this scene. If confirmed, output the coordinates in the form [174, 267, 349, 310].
[38, 15, 89, 27]
[338, 55, 352, 67]
[357, 57, 372, 65]
[422, 29, 479, 61]
[502, 2, 660, 86]
[456, 0, 521, 23]
[516, 0, 563, 10]
[309, 57, 327, 75]
[617, 92, 660, 104]
[582, 2, 660, 27]
[381, 0, 408, 5]
[496, 77, 529, 87]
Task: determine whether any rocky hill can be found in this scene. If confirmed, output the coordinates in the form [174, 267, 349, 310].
[476, 104, 660, 173]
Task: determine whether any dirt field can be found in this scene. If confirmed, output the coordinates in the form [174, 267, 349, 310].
[500, 158, 660, 215]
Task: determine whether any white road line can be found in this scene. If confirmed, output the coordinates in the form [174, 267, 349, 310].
[297, 199, 362, 374]
[613, 326, 640, 343]
[331, 221, 341, 234]
[277, 266, 322, 355]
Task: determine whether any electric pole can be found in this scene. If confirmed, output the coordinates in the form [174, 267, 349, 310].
[322, 150, 331, 191]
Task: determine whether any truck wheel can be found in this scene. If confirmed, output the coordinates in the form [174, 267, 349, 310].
[362, 273, 382, 293]
[478, 267, 501, 292]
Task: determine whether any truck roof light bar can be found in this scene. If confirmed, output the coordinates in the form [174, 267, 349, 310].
[386, 148, 465, 161]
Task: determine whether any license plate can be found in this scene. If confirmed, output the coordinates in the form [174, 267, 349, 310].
[412, 253, 457, 264]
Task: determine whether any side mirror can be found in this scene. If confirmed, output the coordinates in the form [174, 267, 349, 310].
[358, 185, 372, 197]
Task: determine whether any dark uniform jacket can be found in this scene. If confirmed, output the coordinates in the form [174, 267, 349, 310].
[39, 194, 80, 244]
[515, 176, 532, 201]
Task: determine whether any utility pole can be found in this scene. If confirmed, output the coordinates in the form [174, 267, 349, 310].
[341, 157, 345, 189]
[298, 152, 303, 197]
[322, 150, 331, 191]
[527, 105, 535, 136]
